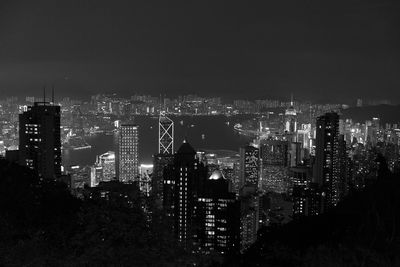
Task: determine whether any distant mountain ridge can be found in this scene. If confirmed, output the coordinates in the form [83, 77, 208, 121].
[342, 104, 400, 125]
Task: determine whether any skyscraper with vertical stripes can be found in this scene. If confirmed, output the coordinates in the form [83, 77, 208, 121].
[118, 124, 139, 183]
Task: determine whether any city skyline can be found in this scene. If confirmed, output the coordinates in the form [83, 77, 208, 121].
[1, 93, 400, 265]
[1, 1, 400, 265]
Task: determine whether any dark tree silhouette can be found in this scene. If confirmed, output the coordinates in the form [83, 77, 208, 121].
[0, 159, 195, 266]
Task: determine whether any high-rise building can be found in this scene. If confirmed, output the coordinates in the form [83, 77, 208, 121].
[296, 123, 312, 151]
[239, 145, 259, 195]
[118, 124, 139, 183]
[284, 95, 297, 133]
[307, 182, 322, 216]
[90, 165, 102, 187]
[163, 140, 208, 246]
[91, 151, 116, 185]
[259, 140, 289, 193]
[152, 154, 174, 206]
[19, 102, 61, 180]
[159, 113, 174, 154]
[290, 166, 312, 219]
[196, 170, 240, 254]
[100, 151, 116, 181]
[151, 113, 175, 205]
[240, 194, 260, 252]
[288, 142, 302, 167]
[139, 164, 153, 196]
[314, 112, 340, 210]
[338, 135, 349, 200]
[366, 117, 381, 146]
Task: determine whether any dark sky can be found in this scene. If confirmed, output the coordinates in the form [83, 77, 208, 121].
[0, 0, 399, 103]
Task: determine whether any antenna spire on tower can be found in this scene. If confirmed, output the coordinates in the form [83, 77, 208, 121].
[51, 85, 55, 104]
[290, 93, 294, 106]
[43, 85, 46, 104]
[159, 93, 162, 113]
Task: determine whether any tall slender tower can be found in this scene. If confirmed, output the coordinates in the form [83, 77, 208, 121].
[19, 101, 61, 180]
[314, 112, 340, 210]
[159, 112, 174, 154]
[284, 94, 297, 133]
[152, 112, 175, 205]
[118, 124, 139, 183]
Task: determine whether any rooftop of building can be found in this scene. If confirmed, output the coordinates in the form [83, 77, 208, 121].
[177, 140, 196, 155]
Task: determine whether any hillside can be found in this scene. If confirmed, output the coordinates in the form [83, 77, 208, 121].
[341, 105, 400, 124]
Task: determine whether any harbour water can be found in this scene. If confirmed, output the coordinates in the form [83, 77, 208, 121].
[62, 115, 255, 167]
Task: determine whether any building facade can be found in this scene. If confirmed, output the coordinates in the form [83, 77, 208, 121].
[239, 145, 259, 195]
[19, 102, 61, 180]
[118, 124, 139, 183]
[314, 112, 340, 210]
[163, 141, 208, 247]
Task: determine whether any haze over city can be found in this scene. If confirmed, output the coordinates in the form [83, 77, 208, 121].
[1, 0, 399, 103]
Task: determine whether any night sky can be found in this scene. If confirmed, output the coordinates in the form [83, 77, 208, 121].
[0, 0, 399, 103]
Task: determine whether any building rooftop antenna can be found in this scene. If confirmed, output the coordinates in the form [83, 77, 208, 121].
[290, 93, 294, 107]
[159, 93, 162, 114]
[51, 85, 55, 104]
[164, 93, 167, 111]
[43, 85, 46, 104]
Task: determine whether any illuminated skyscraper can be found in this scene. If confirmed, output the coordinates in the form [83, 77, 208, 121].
[118, 124, 139, 183]
[296, 123, 312, 151]
[196, 170, 240, 254]
[152, 113, 175, 204]
[163, 140, 208, 246]
[19, 102, 61, 180]
[240, 194, 260, 252]
[284, 95, 297, 133]
[91, 151, 116, 186]
[239, 145, 259, 195]
[90, 166, 102, 187]
[159, 113, 174, 154]
[139, 164, 153, 196]
[259, 140, 289, 193]
[314, 112, 340, 210]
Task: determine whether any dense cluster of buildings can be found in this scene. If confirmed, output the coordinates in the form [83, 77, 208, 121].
[1, 94, 400, 257]
[0, 94, 394, 154]
[0, 94, 343, 153]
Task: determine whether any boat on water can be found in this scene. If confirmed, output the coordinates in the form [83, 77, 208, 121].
[234, 123, 242, 130]
[63, 136, 91, 150]
[72, 145, 92, 150]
